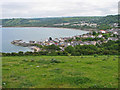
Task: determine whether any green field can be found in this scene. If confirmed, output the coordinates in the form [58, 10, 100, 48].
[2, 56, 118, 88]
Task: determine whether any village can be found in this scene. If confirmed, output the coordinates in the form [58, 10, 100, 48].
[53, 22, 118, 28]
[11, 28, 119, 52]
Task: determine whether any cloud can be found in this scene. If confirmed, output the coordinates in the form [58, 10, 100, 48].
[1, 0, 119, 18]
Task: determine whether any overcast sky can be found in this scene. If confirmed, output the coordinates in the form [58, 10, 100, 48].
[0, 0, 119, 19]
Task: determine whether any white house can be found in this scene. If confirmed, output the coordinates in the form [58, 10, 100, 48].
[99, 30, 106, 33]
[113, 32, 118, 35]
[108, 37, 118, 41]
[82, 35, 88, 38]
[97, 35, 103, 38]
[67, 43, 71, 46]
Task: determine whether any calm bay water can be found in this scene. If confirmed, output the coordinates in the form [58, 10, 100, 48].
[1, 27, 88, 53]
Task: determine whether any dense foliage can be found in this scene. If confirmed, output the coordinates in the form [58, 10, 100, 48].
[65, 40, 119, 55]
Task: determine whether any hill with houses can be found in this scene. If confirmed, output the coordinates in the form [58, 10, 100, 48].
[2, 15, 119, 30]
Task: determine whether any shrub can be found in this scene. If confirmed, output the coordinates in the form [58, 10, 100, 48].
[113, 58, 116, 61]
[102, 58, 107, 61]
[86, 61, 93, 64]
[94, 54, 98, 57]
[50, 58, 61, 63]
[22, 59, 28, 62]
[31, 59, 35, 62]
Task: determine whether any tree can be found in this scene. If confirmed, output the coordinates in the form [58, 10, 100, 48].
[24, 51, 33, 55]
[11, 52, 18, 56]
[33, 44, 43, 48]
[103, 34, 109, 39]
[64, 46, 74, 54]
[44, 44, 61, 51]
[76, 37, 81, 41]
[49, 37, 52, 40]
[18, 51, 24, 56]
[92, 31, 97, 35]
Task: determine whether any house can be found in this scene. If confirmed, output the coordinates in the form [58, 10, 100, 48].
[45, 39, 49, 42]
[97, 35, 103, 38]
[49, 43, 53, 45]
[103, 40, 108, 43]
[29, 41, 35, 44]
[30, 46, 40, 52]
[89, 23, 97, 27]
[88, 35, 95, 38]
[80, 43, 84, 45]
[73, 36, 76, 39]
[96, 40, 102, 45]
[54, 38, 60, 42]
[99, 30, 106, 34]
[72, 24, 81, 26]
[83, 41, 90, 45]
[55, 42, 58, 45]
[59, 47, 64, 51]
[90, 41, 97, 45]
[82, 35, 89, 38]
[67, 43, 71, 46]
[113, 32, 118, 35]
[113, 23, 118, 27]
[64, 23, 70, 25]
[80, 23, 89, 26]
[80, 41, 96, 45]
[54, 23, 70, 26]
[108, 37, 118, 41]
[71, 41, 80, 46]
[59, 38, 65, 42]
[59, 42, 64, 46]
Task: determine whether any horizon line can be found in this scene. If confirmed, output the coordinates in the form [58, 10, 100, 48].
[1, 14, 118, 19]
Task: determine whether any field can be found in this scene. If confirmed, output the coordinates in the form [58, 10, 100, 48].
[2, 55, 118, 88]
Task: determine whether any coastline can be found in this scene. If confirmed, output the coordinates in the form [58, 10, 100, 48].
[2, 26, 97, 32]
[3, 27, 90, 53]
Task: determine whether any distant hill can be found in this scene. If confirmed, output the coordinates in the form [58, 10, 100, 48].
[1, 15, 119, 30]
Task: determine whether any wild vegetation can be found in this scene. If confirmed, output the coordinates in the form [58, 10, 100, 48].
[2, 55, 118, 88]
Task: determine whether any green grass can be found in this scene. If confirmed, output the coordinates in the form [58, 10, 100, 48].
[2, 55, 118, 88]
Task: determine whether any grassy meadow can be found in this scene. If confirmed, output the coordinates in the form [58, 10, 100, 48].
[2, 55, 118, 88]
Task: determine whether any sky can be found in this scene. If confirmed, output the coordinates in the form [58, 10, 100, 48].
[0, 0, 119, 19]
